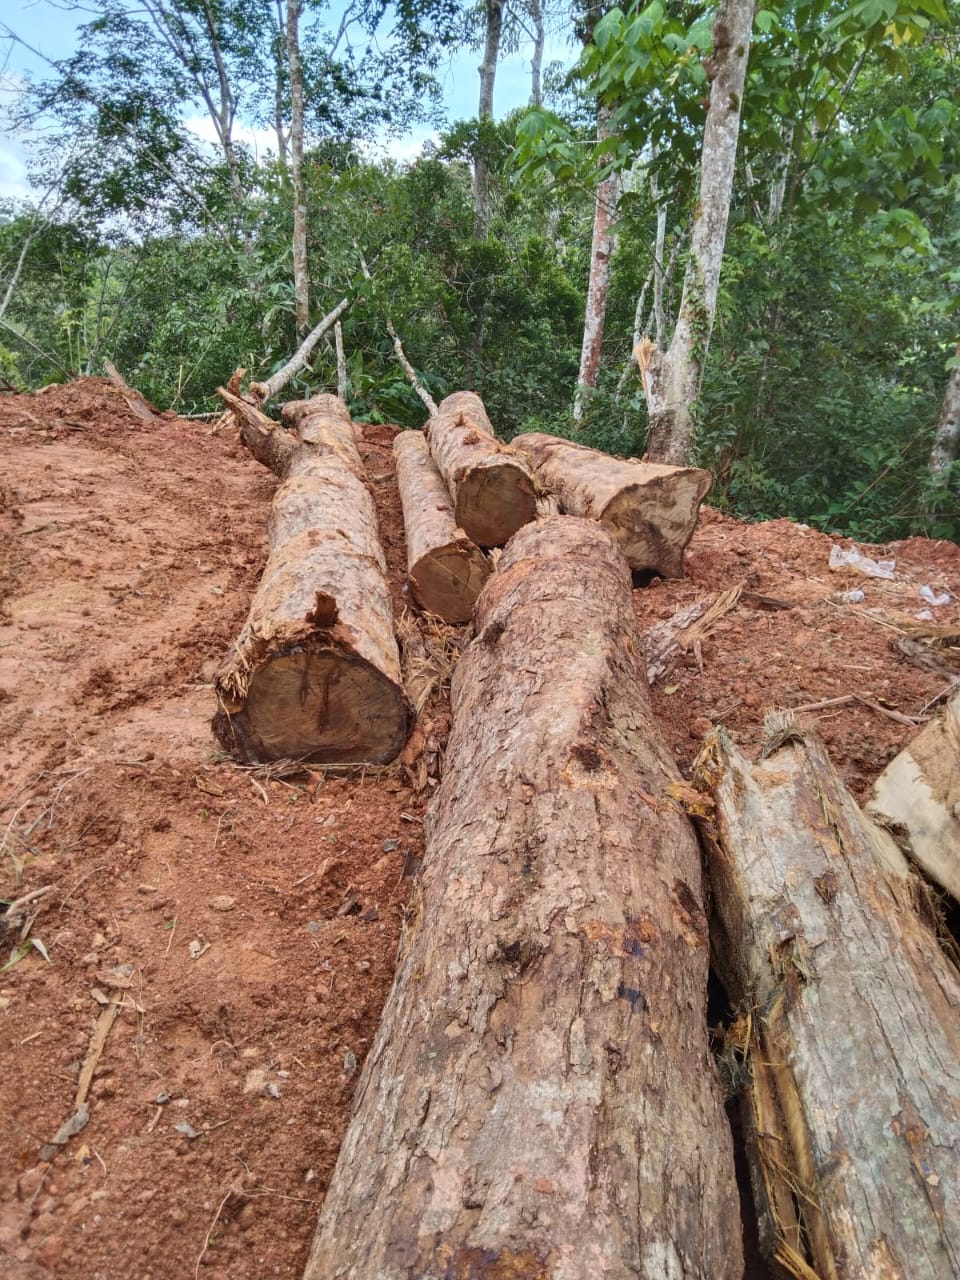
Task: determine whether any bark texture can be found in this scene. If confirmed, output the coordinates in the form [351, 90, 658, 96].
[304, 516, 743, 1280]
[286, 0, 309, 334]
[214, 395, 408, 764]
[473, 0, 505, 239]
[394, 430, 491, 623]
[426, 391, 538, 547]
[696, 718, 960, 1280]
[573, 108, 621, 424]
[928, 351, 960, 484]
[512, 431, 710, 577]
[866, 690, 960, 905]
[643, 0, 754, 464]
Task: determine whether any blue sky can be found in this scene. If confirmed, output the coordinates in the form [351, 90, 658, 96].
[0, 0, 574, 201]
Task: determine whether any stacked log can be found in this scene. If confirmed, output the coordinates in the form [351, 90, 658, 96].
[304, 517, 742, 1280]
[696, 716, 960, 1278]
[512, 431, 711, 577]
[866, 689, 960, 904]
[393, 430, 490, 624]
[425, 391, 538, 547]
[213, 393, 409, 765]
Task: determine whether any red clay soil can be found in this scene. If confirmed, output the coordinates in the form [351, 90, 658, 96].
[1, 378, 958, 1280]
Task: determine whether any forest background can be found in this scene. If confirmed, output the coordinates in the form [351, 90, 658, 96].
[1, 0, 957, 541]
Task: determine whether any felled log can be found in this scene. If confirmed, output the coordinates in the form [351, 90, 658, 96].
[425, 391, 538, 547]
[866, 689, 960, 905]
[393, 430, 490, 623]
[304, 517, 742, 1280]
[696, 717, 960, 1279]
[512, 431, 711, 577]
[213, 393, 408, 764]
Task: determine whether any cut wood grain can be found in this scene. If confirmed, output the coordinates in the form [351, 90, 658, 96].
[512, 431, 711, 577]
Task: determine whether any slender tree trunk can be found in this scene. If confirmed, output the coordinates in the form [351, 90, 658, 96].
[928, 349, 960, 485]
[286, 0, 309, 335]
[271, 0, 289, 172]
[643, 0, 755, 464]
[528, 0, 545, 106]
[573, 108, 621, 425]
[201, 0, 243, 201]
[473, 0, 505, 240]
[304, 517, 743, 1279]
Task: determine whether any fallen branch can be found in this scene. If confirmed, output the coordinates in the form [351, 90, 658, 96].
[249, 296, 351, 405]
[385, 317, 438, 417]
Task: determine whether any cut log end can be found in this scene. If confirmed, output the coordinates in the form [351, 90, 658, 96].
[214, 640, 408, 765]
[454, 461, 538, 548]
[409, 541, 489, 624]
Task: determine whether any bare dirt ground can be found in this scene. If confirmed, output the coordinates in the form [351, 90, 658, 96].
[1, 378, 958, 1280]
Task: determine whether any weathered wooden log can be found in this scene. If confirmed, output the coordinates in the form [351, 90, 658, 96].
[393, 430, 490, 623]
[213, 395, 408, 764]
[512, 431, 711, 577]
[866, 690, 960, 905]
[304, 516, 742, 1280]
[696, 716, 960, 1279]
[425, 391, 538, 547]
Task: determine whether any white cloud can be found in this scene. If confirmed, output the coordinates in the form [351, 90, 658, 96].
[182, 114, 279, 163]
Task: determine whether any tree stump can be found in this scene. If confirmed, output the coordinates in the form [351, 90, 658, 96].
[425, 391, 538, 547]
[213, 394, 408, 764]
[512, 431, 711, 577]
[393, 430, 490, 623]
[304, 516, 742, 1280]
[696, 716, 960, 1279]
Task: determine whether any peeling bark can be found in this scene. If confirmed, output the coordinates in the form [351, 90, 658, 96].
[213, 394, 408, 764]
[697, 718, 960, 1279]
[394, 430, 491, 623]
[425, 391, 538, 547]
[513, 431, 711, 576]
[304, 517, 743, 1280]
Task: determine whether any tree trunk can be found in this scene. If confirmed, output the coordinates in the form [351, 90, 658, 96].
[286, 0, 309, 335]
[473, 0, 505, 240]
[528, 0, 545, 106]
[696, 717, 960, 1279]
[512, 431, 711, 577]
[866, 689, 960, 905]
[928, 350, 960, 485]
[394, 430, 491, 623]
[643, 0, 754, 464]
[425, 391, 538, 547]
[304, 516, 743, 1280]
[213, 394, 408, 764]
[573, 107, 621, 425]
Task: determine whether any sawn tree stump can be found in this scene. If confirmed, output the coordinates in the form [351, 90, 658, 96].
[512, 431, 711, 577]
[425, 391, 538, 547]
[696, 717, 960, 1279]
[304, 516, 742, 1280]
[393, 429, 490, 623]
[213, 394, 408, 764]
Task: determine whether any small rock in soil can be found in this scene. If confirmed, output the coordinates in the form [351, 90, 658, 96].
[208, 895, 236, 912]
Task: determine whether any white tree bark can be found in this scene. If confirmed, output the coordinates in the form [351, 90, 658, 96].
[286, 0, 309, 335]
[643, 0, 755, 464]
[928, 349, 960, 484]
[528, 0, 545, 106]
[473, 0, 505, 240]
[573, 108, 621, 425]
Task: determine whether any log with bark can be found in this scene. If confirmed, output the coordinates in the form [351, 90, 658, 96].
[393, 430, 490, 623]
[304, 516, 742, 1280]
[866, 689, 960, 905]
[213, 392, 408, 764]
[696, 716, 960, 1279]
[512, 431, 711, 577]
[425, 391, 538, 547]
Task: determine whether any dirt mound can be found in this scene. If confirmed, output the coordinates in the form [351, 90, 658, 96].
[1, 379, 957, 1279]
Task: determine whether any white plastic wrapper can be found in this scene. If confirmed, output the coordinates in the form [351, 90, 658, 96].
[828, 544, 896, 579]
